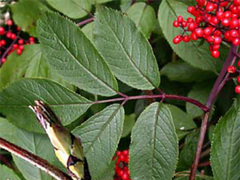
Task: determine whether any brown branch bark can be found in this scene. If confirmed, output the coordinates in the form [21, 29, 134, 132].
[0, 137, 72, 180]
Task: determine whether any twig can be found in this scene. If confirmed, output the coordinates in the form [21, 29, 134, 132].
[77, 17, 94, 26]
[91, 94, 209, 112]
[198, 161, 210, 167]
[0, 137, 72, 180]
[189, 44, 237, 180]
[200, 148, 210, 159]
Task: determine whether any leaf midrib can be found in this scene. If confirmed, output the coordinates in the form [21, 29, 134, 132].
[150, 103, 160, 179]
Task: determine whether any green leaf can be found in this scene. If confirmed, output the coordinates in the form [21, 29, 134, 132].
[0, 44, 74, 91]
[127, 2, 156, 38]
[122, 114, 136, 137]
[177, 131, 199, 171]
[0, 118, 63, 180]
[166, 104, 196, 140]
[129, 103, 178, 180]
[73, 104, 125, 180]
[0, 78, 91, 133]
[0, 165, 22, 180]
[37, 11, 118, 96]
[211, 102, 240, 180]
[98, 160, 116, 180]
[0, 45, 41, 90]
[158, 0, 218, 72]
[161, 61, 216, 83]
[186, 81, 213, 118]
[95, 7, 160, 90]
[90, 0, 113, 4]
[24, 47, 75, 90]
[120, 0, 146, 12]
[45, 0, 91, 19]
[11, 0, 49, 36]
[82, 22, 94, 42]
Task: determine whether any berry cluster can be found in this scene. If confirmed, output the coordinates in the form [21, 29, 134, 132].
[173, 0, 240, 58]
[0, 19, 35, 64]
[114, 150, 131, 180]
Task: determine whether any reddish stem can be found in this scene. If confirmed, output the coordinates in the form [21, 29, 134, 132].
[189, 44, 238, 180]
[77, 17, 94, 26]
[0, 137, 72, 180]
[198, 161, 210, 167]
[92, 94, 209, 112]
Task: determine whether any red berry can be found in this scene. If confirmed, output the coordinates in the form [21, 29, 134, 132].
[230, 18, 239, 28]
[238, 60, 240, 67]
[224, 11, 232, 18]
[187, 17, 194, 23]
[203, 27, 213, 36]
[187, 6, 195, 14]
[0, 40, 6, 46]
[188, 22, 197, 31]
[17, 49, 22, 55]
[0, 27, 5, 35]
[230, 30, 239, 38]
[227, 65, 236, 73]
[181, 21, 187, 27]
[177, 16, 183, 23]
[173, 36, 182, 44]
[190, 32, 198, 40]
[206, 3, 215, 11]
[13, 44, 18, 49]
[121, 172, 129, 180]
[29, 37, 35, 43]
[11, 33, 16, 40]
[2, 58, 6, 63]
[6, 32, 12, 38]
[17, 26, 21, 31]
[221, 18, 230, 26]
[18, 45, 24, 51]
[183, 35, 190, 42]
[211, 50, 220, 58]
[195, 28, 203, 37]
[217, 11, 225, 19]
[173, 21, 179, 27]
[210, 16, 219, 25]
[6, 19, 13, 26]
[237, 76, 240, 83]
[232, 38, 240, 45]
[235, 85, 240, 93]
[123, 150, 129, 156]
[212, 44, 220, 50]
[18, 39, 24, 45]
[213, 36, 222, 44]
